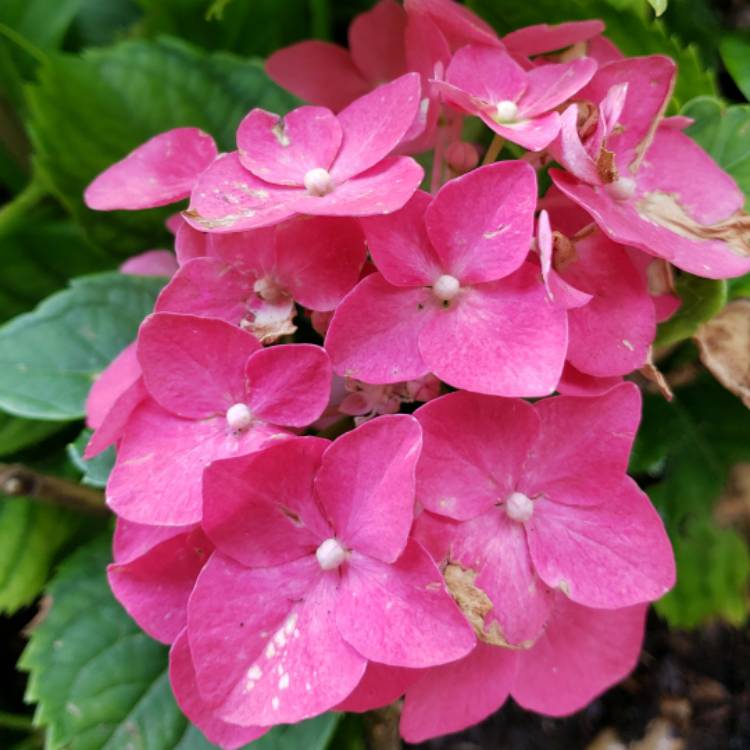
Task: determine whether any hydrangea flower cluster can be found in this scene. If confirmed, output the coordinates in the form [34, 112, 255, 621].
[84, 0, 750, 745]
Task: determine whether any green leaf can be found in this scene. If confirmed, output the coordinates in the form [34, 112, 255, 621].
[0, 0, 84, 49]
[682, 97, 750, 207]
[466, 0, 717, 107]
[0, 498, 81, 614]
[26, 37, 297, 257]
[20, 535, 342, 750]
[648, 0, 667, 16]
[0, 218, 110, 324]
[653, 274, 726, 348]
[0, 272, 164, 422]
[67, 429, 115, 488]
[138, 0, 313, 56]
[632, 378, 750, 626]
[0, 411, 64, 457]
[720, 33, 750, 102]
[655, 520, 750, 628]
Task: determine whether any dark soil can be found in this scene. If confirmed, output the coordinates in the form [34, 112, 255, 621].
[409, 612, 750, 750]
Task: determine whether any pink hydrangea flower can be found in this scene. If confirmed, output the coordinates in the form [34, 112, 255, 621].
[85, 128, 217, 211]
[119, 249, 179, 277]
[185, 417, 475, 726]
[536, 211, 656, 377]
[552, 56, 750, 279]
[400, 597, 648, 742]
[339, 374, 441, 424]
[326, 161, 568, 396]
[432, 45, 597, 150]
[266, 0, 408, 112]
[108, 519, 212, 644]
[157, 217, 366, 342]
[170, 631, 268, 749]
[184, 75, 424, 233]
[412, 385, 674, 646]
[107, 313, 332, 526]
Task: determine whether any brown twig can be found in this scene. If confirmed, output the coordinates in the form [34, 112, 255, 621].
[0, 463, 108, 516]
[363, 703, 403, 750]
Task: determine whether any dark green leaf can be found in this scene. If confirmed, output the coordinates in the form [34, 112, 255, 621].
[720, 33, 750, 102]
[0, 0, 83, 50]
[26, 37, 297, 257]
[0, 498, 81, 614]
[67, 429, 115, 488]
[20, 535, 342, 749]
[0, 411, 64, 457]
[654, 274, 727, 348]
[0, 272, 163, 421]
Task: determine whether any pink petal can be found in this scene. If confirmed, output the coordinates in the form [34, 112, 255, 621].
[188, 553, 366, 725]
[400, 642, 516, 743]
[84, 378, 147, 459]
[293, 155, 423, 217]
[425, 161, 536, 284]
[527, 478, 675, 607]
[480, 110, 562, 151]
[415, 391, 539, 520]
[451, 509, 555, 646]
[518, 383, 641, 506]
[512, 598, 648, 716]
[120, 250, 178, 277]
[202, 437, 331, 568]
[137, 313, 260, 419]
[314, 414, 422, 562]
[107, 400, 281, 525]
[237, 106, 342, 186]
[265, 41, 370, 112]
[557, 363, 623, 396]
[564, 233, 655, 377]
[444, 45, 525, 106]
[336, 541, 476, 667]
[578, 56, 676, 172]
[245, 344, 332, 427]
[274, 216, 367, 310]
[349, 0, 407, 84]
[155, 258, 254, 324]
[86, 342, 140, 430]
[361, 191, 440, 286]
[336, 662, 419, 713]
[325, 273, 435, 384]
[174, 220, 210, 265]
[503, 21, 605, 57]
[550, 103, 601, 183]
[84, 128, 217, 210]
[330, 74, 422, 182]
[405, 0, 500, 50]
[112, 518, 193, 564]
[170, 632, 267, 749]
[108, 526, 211, 644]
[419, 263, 568, 397]
[552, 169, 750, 280]
[519, 57, 597, 118]
[185, 152, 297, 233]
[208, 226, 277, 274]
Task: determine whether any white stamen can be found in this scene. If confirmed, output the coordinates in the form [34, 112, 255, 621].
[432, 274, 461, 302]
[605, 177, 636, 201]
[494, 100, 519, 123]
[304, 167, 334, 197]
[226, 403, 252, 431]
[506, 491, 534, 523]
[316, 538, 347, 570]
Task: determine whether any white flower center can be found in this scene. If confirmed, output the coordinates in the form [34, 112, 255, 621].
[253, 276, 284, 303]
[605, 177, 636, 201]
[493, 100, 519, 123]
[226, 403, 253, 431]
[505, 491, 534, 523]
[315, 538, 347, 570]
[432, 274, 461, 302]
[303, 167, 334, 197]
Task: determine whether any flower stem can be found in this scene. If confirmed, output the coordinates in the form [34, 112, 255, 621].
[0, 711, 34, 732]
[0, 463, 108, 516]
[481, 134, 505, 166]
[0, 178, 47, 238]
